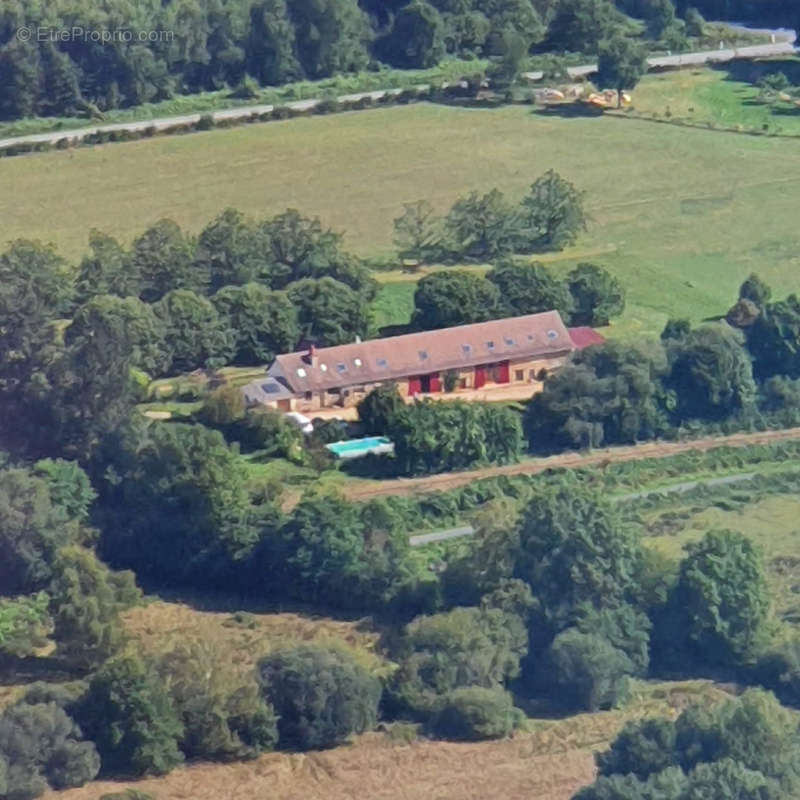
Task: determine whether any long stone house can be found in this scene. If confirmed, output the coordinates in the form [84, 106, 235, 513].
[242, 310, 604, 413]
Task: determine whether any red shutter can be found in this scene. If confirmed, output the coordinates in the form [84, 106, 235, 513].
[408, 376, 422, 395]
[474, 366, 486, 389]
[429, 372, 442, 392]
[498, 361, 510, 384]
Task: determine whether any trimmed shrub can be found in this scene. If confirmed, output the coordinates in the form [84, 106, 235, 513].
[430, 687, 517, 741]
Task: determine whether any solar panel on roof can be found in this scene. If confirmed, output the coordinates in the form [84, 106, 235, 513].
[336, 363, 347, 373]
[261, 383, 280, 394]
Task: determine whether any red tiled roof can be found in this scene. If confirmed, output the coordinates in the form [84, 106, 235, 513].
[272, 311, 574, 393]
[569, 326, 606, 348]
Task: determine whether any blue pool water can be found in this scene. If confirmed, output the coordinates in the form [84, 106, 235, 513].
[326, 436, 394, 459]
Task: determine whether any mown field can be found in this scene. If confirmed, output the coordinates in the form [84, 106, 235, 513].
[3, 74, 800, 338]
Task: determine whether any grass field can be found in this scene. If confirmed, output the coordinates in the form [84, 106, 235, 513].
[5, 79, 800, 338]
[642, 492, 800, 626]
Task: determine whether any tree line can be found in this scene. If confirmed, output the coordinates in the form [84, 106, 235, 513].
[0, 169, 589, 460]
[525, 273, 800, 453]
[0, 0, 734, 121]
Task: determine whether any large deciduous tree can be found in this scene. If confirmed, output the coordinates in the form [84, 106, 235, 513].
[212, 283, 299, 365]
[445, 189, 523, 259]
[519, 170, 587, 250]
[525, 341, 668, 451]
[287, 276, 371, 345]
[487, 259, 574, 319]
[596, 34, 648, 104]
[95, 422, 264, 585]
[0, 702, 100, 796]
[665, 324, 756, 422]
[76, 655, 184, 778]
[258, 644, 381, 750]
[154, 289, 235, 373]
[376, 1, 446, 68]
[411, 271, 501, 330]
[567, 262, 625, 325]
[656, 529, 771, 669]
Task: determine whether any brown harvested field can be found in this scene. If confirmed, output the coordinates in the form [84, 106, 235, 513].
[121, 599, 387, 677]
[44, 734, 593, 800]
[43, 680, 729, 800]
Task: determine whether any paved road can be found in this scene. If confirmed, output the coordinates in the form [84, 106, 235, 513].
[522, 28, 796, 81]
[0, 27, 794, 152]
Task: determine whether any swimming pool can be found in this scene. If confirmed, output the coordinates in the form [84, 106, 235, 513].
[326, 436, 394, 459]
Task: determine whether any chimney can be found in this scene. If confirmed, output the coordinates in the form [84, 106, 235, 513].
[355, 335, 362, 343]
[308, 344, 318, 368]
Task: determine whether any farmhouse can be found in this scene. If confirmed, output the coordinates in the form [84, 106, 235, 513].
[242, 310, 604, 413]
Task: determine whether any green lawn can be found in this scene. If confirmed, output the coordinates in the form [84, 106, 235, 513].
[5, 87, 800, 338]
[628, 63, 800, 135]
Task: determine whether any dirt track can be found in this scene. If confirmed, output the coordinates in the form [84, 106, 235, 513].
[341, 427, 800, 502]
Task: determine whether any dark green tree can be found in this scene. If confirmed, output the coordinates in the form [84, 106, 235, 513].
[280, 494, 369, 604]
[643, 0, 677, 38]
[597, 717, 677, 780]
[519, 170, 587, 250]
[392, 605, 527, 715]
[132, 220, 201, 302]
[739, 274, 771, 307]
[74, 231, 140, 304]
[154, 289, 235, 373]
[258, 644, 381, 750]
[659, 530, 771, 668]
[287, 276, 371, 345]
[567, 263, 626, 325]
[357, 383, 406, 435]
[0, 702, 100, 796]
[514, 482, 643, 637]
[487, 259, 574, 319]
[596, 34, 648, 104]
[245, 0, 302, 85]
[430, 686, 517, 740]
[49, 546, 139, 671]
[288, 0, 373, 78]
[546, 0, 624, 52]
[525, 341, 668, 450]
[746, 295, 800, 380]
[411, 271, 501, 330]
[543, 628, 633, 711]
[96, 422, 264, 585]
[0, 592, 50, 665]
[33, 458, 95, 525]
[445, 189, 523, 259]
[665, 324, 756, 421]
[157, 639, 278, 762]
[0, 467, 78, 596]
[212, 283, 299, 365]
[195, 208, 268, 292]
[393, 200, 446, 263]
[377, 1, 446, 68]
[76, 655, 184, 777]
